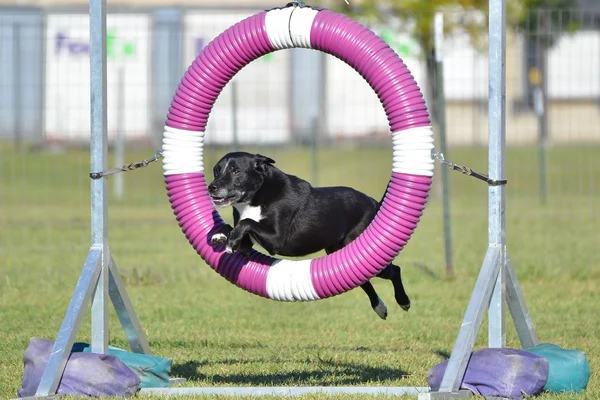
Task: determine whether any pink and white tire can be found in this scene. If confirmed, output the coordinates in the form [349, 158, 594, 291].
[163, 6, 434, 302]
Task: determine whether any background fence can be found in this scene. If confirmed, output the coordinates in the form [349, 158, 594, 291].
[1, 4, 598, 285]
[2, 6, 599, 147]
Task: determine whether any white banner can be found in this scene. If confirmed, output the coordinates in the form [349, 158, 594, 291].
[45, 13, 150, 142]
[548, 31, 600, 99]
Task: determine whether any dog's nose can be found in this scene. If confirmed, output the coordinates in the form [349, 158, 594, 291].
[208, 183, 217, 195]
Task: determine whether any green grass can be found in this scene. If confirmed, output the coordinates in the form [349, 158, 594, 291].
[0, 143, 598, 399]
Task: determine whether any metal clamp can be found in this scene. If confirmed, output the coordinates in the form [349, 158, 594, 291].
[269, 1, 322, 10]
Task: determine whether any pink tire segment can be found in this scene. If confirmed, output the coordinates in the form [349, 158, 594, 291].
[310, 173, 431, 298]
[310, 10, 430, 132]
[164, 7, 433, 301]
[165, 173, 273, 298]
[164, 12, 276, 296]
[166, 12, 273, 131]
[308, 11, 431, 298]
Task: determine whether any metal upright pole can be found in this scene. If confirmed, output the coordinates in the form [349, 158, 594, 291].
[434, 12, 455, 280]
[115, 66, 126, 201]
[311, 116, 319, 186]
[231, 80, 239, 152]
[13, 23, 23, 152]
[487, 0, 507, 349]
[88, 0, 151, 356]
[89, 0, 110, 354]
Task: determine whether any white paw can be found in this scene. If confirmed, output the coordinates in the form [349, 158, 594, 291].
[211, 233, 228, 245]
[225, 245, 233, 254]
[374, 298, 388, 320]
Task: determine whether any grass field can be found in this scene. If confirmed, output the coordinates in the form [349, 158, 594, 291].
[0, 143, 598, 399]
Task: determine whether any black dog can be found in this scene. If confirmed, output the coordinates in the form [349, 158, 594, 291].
[207, 152, 410, 320]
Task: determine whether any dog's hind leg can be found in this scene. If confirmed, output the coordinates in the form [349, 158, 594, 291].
[376, 264, 411, 311]
[359, 281, 388, 320]
[325, 244, 387, 320]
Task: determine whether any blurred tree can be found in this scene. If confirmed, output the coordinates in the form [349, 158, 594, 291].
[325, 0, 578, 122]
[330, 0, 488, 122]
[340, 0, 487, 49]
[515, 0, 579, 40]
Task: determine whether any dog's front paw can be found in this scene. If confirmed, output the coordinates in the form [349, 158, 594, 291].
[223, 225, 254, 257]
[225, 241, 245, 255]
[224, 234, 242, 254]
[211, 233, 228, 246]
[225, 238, 252, 257]
[238, 242, 253, 258]
[210, 225, 232, 247]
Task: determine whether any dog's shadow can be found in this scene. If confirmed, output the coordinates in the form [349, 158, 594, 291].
[172, 358, 411, 386]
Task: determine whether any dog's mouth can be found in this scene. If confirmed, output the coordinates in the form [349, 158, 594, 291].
[210, 195, 236, 207]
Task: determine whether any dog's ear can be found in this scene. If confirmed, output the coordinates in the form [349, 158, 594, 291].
[253, 154, 275, 173]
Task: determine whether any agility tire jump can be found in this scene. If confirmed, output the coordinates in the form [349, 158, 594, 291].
[163, 5, 434, 302]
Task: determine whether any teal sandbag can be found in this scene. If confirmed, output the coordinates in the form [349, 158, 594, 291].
[72, 342, 172, 388]
[525, 343, 590, 393]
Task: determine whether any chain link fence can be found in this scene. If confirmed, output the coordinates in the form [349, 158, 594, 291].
[1, 4, 598, 286]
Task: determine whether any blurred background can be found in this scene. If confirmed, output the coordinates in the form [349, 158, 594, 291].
[0, 0, 598, 285]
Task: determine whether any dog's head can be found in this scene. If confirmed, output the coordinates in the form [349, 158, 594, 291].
[207, 152, 275, 207]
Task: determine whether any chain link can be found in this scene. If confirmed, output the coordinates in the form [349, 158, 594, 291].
[90, 151, 163, 180]
[89, 149, 504, 186]
[432, 151, 507, 186]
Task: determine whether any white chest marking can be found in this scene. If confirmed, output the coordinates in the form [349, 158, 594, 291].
[233, 204, 263, 223]
[233, 204, 264, 247]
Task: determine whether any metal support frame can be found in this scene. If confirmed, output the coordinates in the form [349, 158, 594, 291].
[29, 0, 539, 398]
[419, 0, 539, 398]
[31, 0, 151, 396]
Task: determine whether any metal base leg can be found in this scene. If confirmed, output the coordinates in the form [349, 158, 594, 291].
[424, 247, 538, 398]
[35, 248, 103, 397]
[506, 255, 539, 348]
[438, 246, 503, 393]
[109, 256, 151, 354]
[32, 248, 151, 398]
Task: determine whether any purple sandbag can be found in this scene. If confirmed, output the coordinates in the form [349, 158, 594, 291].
[427, 348, 549, 399]
[18, 337, 140, 398]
